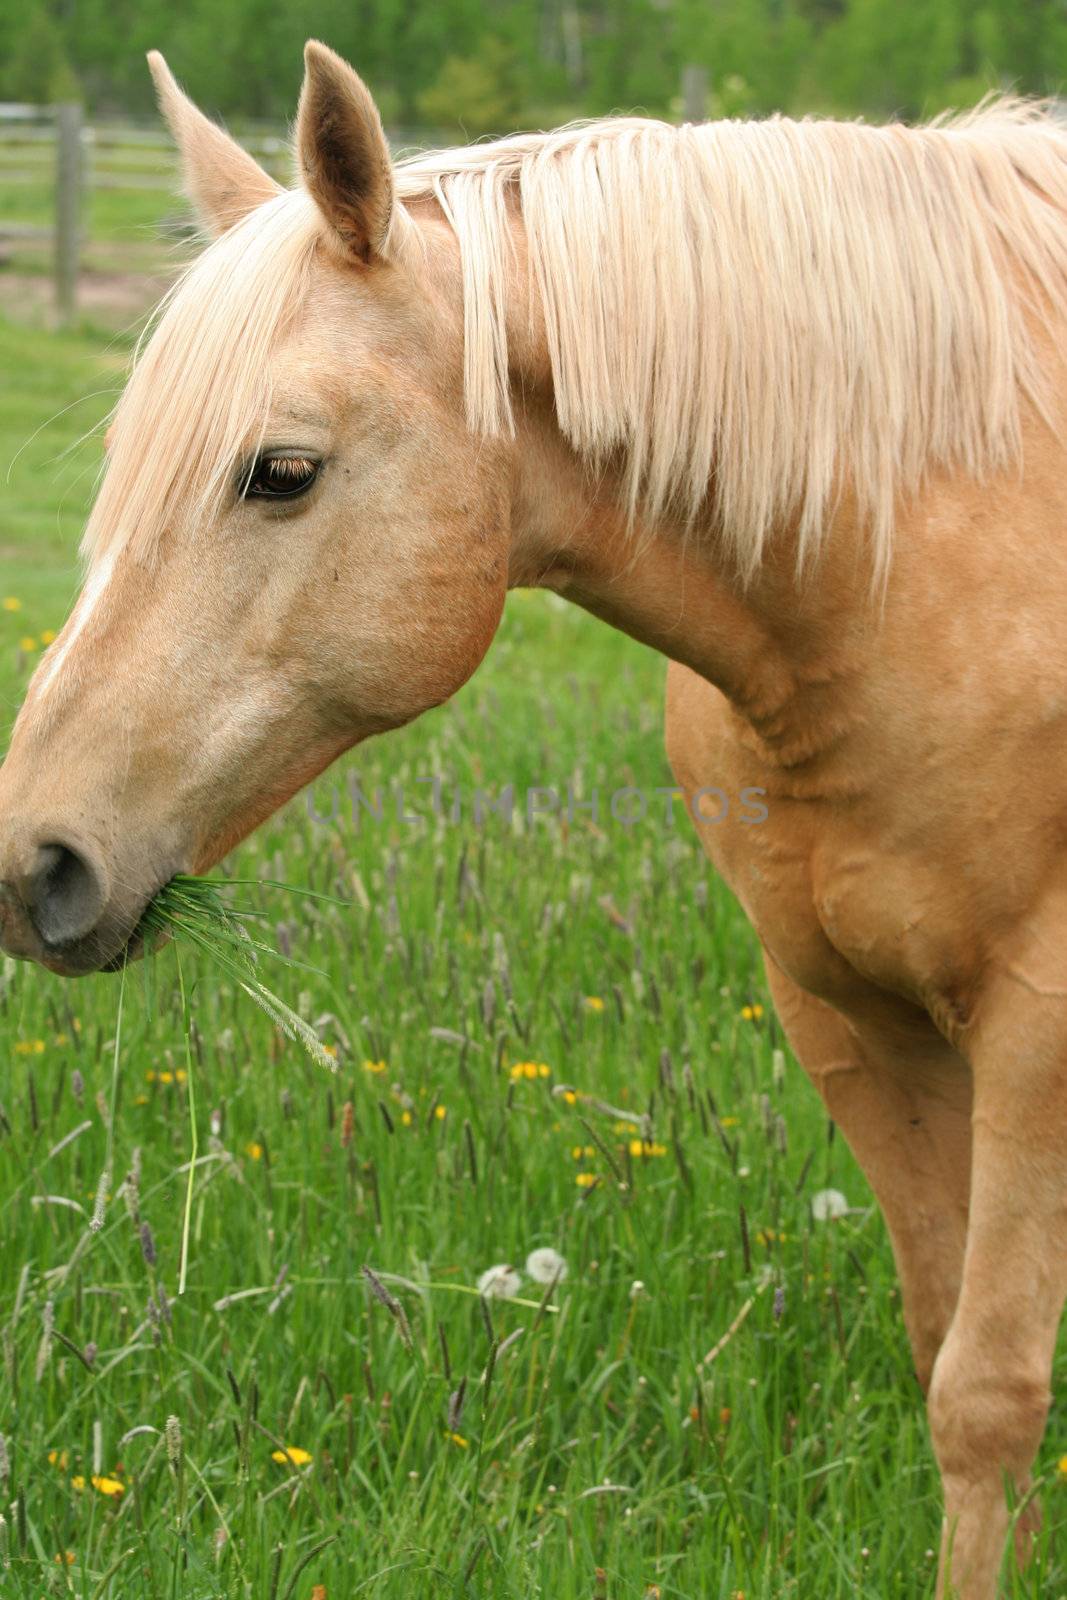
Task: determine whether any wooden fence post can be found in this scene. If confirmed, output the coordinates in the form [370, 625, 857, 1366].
[54, 102, 83, 326]
[681, 64, 708, 125]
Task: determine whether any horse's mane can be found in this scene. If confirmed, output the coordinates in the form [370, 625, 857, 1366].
[394, 101, 1067, 580]
[92, 99, 1067, 580]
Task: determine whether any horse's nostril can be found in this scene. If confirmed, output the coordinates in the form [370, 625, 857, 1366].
[23, 842, 107, 947]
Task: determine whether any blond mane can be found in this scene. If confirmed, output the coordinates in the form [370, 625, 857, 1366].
[95, 100, 1067, 581]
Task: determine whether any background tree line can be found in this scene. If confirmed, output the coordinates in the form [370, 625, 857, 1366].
[1, 0, 1065, 134]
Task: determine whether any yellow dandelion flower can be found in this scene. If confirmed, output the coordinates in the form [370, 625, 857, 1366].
[571, 1145, 595, 1160]
[48, 1449, 69, 1470]
[245, 1142, 263, 1160]
[271, 1445, 312, 1467]
[446, 1431, 469, 1448]
[434, 1104, 447, 1120]
[401, 1110, 413, 1126]
[363, 1059, 387, 1074]
[54, 1551, 75, 1564]
[584, 996, 605, 1011]
[323, 1043, 338, 1058]
[158, 1070, 174, 1085]
[71, 1475, 85, 1490]
[40, 629, 57, 645]
[175, 1068, 187, 1084]
[91, 1475, 124, 1497]
[576, 1172, 598, 1188]
[134, 1094, 149, 1106]
[1059, 1454, 1067, 1477]
[628, 1139, 668, 1158]
[562, 1090, 577, 1105]
[720, 1116, 740, 1127]
[2, 596, 21, 611]
[740, 1003, 765, 1021]
[19, 636, 36, 652]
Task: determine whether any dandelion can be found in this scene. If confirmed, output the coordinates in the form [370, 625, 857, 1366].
[584, 996, 605, 1011]
[476, 1263, 522, 1299]
[18, 636, 36, 653]
[811, 1188, 850, 1222]
[509, 1061, 551, 1080]
[245, 1142, 263, 1160]
[740, 1003, 764, 1021]
[526, 1248, 567, 1284]
[363, 1059, 387, 1074]
[571, 1145, 595, 1160]
[561, 1090, 577, 1105]
[576, 1172, 598, 1188]
[14, 1039, 45, 1055]
[400, 1110, 413, 1126]
[446, 1431, 469, 1448]
[72, 1475, 124, 1496]
[271, 1445, 313, 1467]
[54, 1551, 75, 1565]
[434, 1104, 447, 1120]
[1058, 1455, 1067, 1477]
[628, 1139, 668, 1158]
[2, 597, 21, 611]
[720, 1116, 740, 1128]
[40, 630, 56, 645]
[47, 1449, 69, 1471]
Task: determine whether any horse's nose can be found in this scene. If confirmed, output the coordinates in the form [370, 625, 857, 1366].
[4, 838, 108, 947]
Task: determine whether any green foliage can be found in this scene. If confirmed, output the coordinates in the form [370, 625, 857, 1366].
[3, 0, 1067, 126]
[417, 38, 524, 136]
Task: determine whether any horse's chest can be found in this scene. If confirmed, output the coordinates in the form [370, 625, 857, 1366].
[664, 662, 976, 1021]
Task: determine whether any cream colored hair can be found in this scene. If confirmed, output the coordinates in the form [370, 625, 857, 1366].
[95, 100, 1067, 580]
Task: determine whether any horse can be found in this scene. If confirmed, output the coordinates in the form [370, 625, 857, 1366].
[1, 41, 1067, 1598]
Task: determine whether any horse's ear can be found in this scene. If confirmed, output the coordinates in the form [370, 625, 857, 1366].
[297, 41, 393, 264]
[147, 52, 280, 237]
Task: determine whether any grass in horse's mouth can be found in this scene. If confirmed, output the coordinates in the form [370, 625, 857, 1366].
[137, 874, 342, 1072]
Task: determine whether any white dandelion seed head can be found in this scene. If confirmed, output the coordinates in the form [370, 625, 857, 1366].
[525, 1247, 567, 1284]
[811, 1188, 849, 1222]
[477, 1263, 522, 1299]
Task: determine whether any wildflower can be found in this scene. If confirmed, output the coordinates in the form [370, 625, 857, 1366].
[271, 1445, 312, 1467]
[400, 1110, 413, 1126]
[526, 1248, 567, 1284]
[18, 636, 36, 653]
[740, 1003, 764, 1021]
[54, 1551, 75, 1564]
[562, 1090, 577, 1105]
[363, 1059, 387, 1074]
[72, 1474, 124, 1496]
[434, 1104, 447, 1120]
[446, 1431, 469, 1448]
[1058, 1455, 1067, 1477]
[2, 596, 21, 611]
[476, 1264, 522, 1299]
[576, 1172, 598, 1188]
[584, 996, 605, 1011]
[571, 1145, 595, 1160]
[628, 1139, 668, 1158]
[40, 629, 56, 645]
[245, 1142, 263, 1160]
[14, 1039, 45, 1055]
[720, 1116, 740, 1128]
[48, 1449, 69, 1470]
[811, 1188, 849, 1222]
[509, 1061, 551, 1080]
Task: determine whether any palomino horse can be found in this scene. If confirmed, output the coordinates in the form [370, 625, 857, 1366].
[1, 42, 1066, 1597]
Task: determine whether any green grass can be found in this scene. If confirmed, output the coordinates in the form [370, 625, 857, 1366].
[1, 314, 1066, 1599]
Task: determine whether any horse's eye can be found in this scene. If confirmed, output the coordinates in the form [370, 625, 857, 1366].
[241, 455, 319, 500]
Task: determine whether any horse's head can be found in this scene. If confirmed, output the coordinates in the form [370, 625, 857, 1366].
[0, 44, 512, 974]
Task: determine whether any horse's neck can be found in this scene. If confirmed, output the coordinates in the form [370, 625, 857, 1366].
[506, 396, 869, 754]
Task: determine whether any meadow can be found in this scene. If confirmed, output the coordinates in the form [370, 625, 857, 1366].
[2, 305, 1067, 1600]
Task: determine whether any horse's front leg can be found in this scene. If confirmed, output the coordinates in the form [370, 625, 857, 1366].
[763, 952, 972, 1392]
[928, 902, 1067, 1599]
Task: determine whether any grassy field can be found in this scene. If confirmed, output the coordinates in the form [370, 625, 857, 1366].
[1, 313, 1066, 1600]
